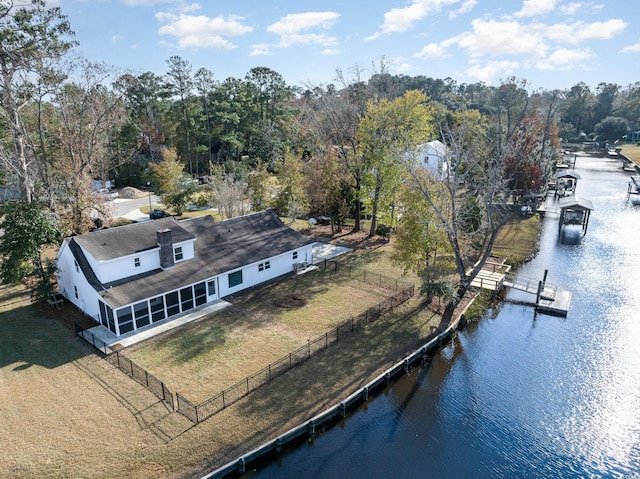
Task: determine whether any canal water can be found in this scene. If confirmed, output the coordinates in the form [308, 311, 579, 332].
[243, 154, 640, 478]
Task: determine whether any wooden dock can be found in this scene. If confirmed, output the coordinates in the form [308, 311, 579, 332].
[470, 261, 571, 316]
[536, 290, 572, 317]
[503, 273, 571, 317]
[469, 257, 511, 291]
[503, 275, 556, 300]
[470, 269, 506, 290]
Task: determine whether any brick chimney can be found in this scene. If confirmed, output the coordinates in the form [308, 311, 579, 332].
[157, 229, 174, 269]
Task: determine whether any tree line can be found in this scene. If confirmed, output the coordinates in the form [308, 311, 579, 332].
[1, 0, 639, 306]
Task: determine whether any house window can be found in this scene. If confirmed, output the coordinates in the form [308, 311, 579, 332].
[133, 301, 150, 329]
[174, 246, 183, 262]
[134, 257, 141, 268]
[74, 286, 78, 299]
[293, 251, 298, 260]
[228, 270, 243, 288]
[194, 282, 207, 306]
[207, 279, 216, 296]
[165, 291, 180, 317]
[74, 259, 79, 273]
[150, 296, 165, 323]
[258, 261, 271, 272]
[180, 286, 194, 312]
[116, 306, 134, 335]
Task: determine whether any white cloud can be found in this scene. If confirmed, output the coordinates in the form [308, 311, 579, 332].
[111, 35, 124, 45]
[435, 17, 626, 64]
[414, 11, 623, 80]
[559, 2, 584, 16]
[621, 43, 640, 53]
[449, 0, 477, 19]
[514, 0, 557, 18]
[267, 12, 340, 48]
[535, 47, 594, 70]
[456, 19, 548, 59]
[464, 60, 520, 83]
[156, 13, 253, 50]
[250, 44, 271, 56]
[321, 49, 342, 56]
[268, 12, 339, 35]
[414, 42, 450, 59]
[545, 19, 627, 44]
[369, 0, 461, 38]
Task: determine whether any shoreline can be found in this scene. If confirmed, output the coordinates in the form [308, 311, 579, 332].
[200, 289, 477, 479]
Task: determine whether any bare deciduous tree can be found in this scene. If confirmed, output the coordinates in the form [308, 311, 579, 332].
[0, 0, 75, 202]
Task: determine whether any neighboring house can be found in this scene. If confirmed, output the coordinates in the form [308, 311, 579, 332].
[415, 140, 450, 180]
[56, 209, 314, 336]
[91, 179, 114, 191]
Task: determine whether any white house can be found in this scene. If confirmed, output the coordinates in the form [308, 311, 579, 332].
[55, 209, 314, 336]
[415, 140, 449, 180]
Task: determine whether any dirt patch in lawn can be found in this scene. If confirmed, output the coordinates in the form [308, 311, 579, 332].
[273, 290, 308, 308]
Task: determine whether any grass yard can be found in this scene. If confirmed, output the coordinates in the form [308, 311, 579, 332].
[125, 269, 396, 402]
[621, 143, 640, 165]
[492, 214, 539, 265]
[0, 284, 194, 479]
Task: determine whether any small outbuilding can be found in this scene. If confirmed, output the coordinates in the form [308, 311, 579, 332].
[558, 195, 594, 235]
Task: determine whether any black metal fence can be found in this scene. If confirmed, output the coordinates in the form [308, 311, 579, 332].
[176, 284, 415, 424]
[323, 259, 414, 292]
[106, 351, 175, 411]
[75, 323, 112, 355]
[75, 323, 175, 411]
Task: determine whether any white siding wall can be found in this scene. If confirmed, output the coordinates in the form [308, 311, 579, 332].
[218, 244, 314, 298]
[56, 244, 102, 322]
[173, 240, 195, 263]
[98, 249, 161, 284]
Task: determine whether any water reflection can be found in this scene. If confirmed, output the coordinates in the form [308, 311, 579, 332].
[558, 226, 584, 245]
[243, 155, 640, 478]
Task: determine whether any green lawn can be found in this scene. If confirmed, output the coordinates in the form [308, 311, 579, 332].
[492, 214, 539, 265]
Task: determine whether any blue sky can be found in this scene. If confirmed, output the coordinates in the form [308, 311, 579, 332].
[55, 0, 639, 91]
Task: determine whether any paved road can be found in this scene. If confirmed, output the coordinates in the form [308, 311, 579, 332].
[112, 193, 160, 222]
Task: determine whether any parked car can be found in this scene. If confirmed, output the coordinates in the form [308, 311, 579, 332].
[149, 208, 170, 219]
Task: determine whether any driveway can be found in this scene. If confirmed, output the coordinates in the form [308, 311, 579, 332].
[112, 194, 160, 222]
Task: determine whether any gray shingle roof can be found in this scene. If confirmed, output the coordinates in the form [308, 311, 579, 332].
[74, 217, 195, 261]
[70, 210, 314, 309]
